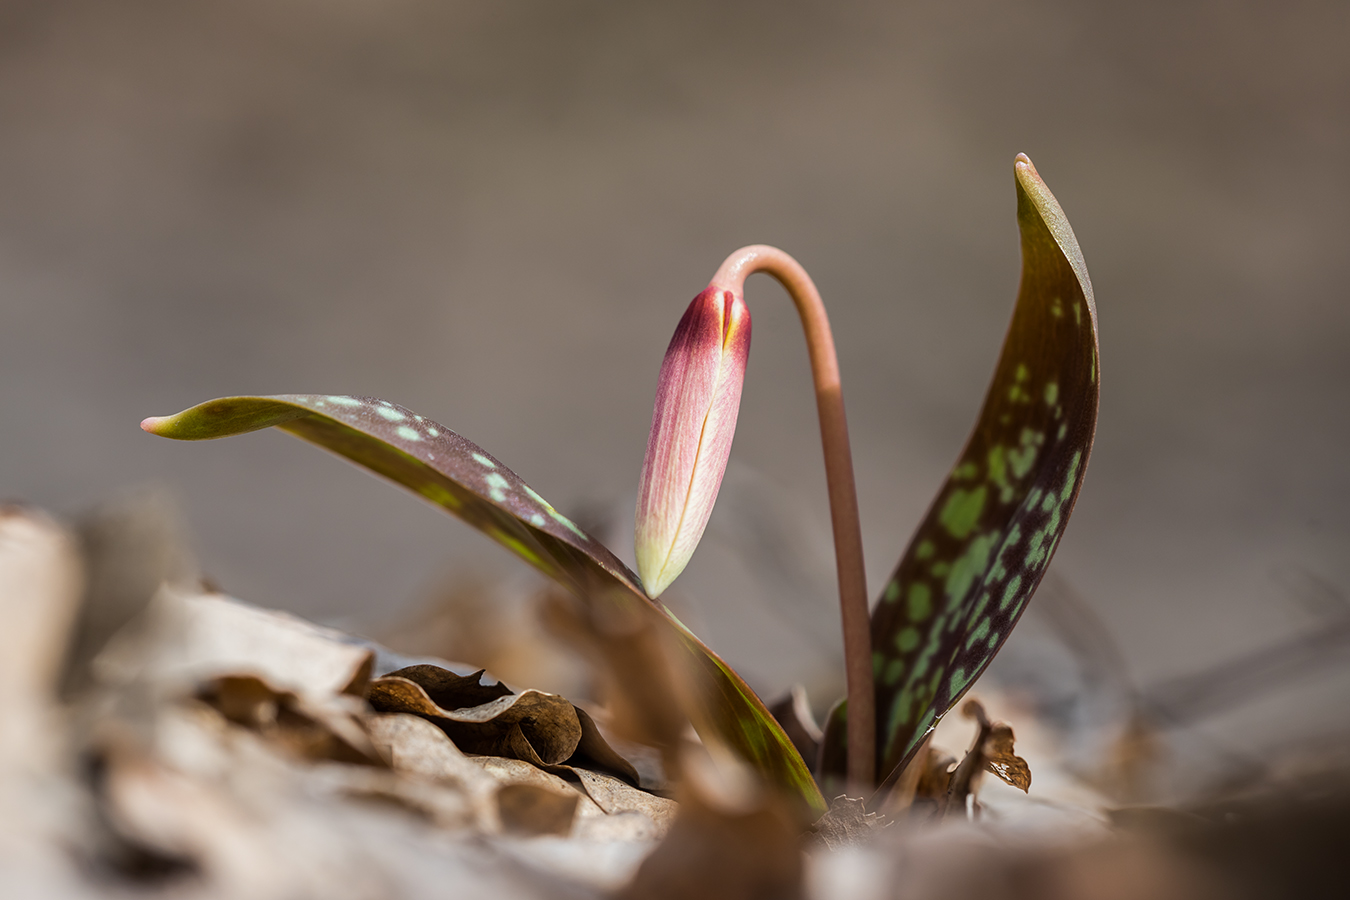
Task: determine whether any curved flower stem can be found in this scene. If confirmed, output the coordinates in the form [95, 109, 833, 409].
[711, 245, 875, 790]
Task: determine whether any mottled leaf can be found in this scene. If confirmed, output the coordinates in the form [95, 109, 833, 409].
[142, 394, 825, 812]
[825, 154, 1099, 789]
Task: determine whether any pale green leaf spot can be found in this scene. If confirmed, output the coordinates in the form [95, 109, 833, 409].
[971, 590, 991, 619]
[1009, 444, 1038, 479]
[939, 486, 987, 539]
[965, 616, 991, 650]
[944, 532, 997, 609]
[987, 446, 1009, 494]
[549, 508, 588, 538]
[887, 690, 914, 742]
[484, 472, 509, 502]
[907, 584, 932, 621]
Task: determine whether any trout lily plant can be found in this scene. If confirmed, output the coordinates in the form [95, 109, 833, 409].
[143, 155, 1098, 814]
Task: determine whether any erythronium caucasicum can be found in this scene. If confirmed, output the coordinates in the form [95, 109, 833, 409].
[141, 153, 1098, 814]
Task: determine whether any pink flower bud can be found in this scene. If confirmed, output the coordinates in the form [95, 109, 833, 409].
[635, 285, 751, 598]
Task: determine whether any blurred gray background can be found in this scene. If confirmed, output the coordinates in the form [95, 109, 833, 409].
[2, 1, 1347, 771]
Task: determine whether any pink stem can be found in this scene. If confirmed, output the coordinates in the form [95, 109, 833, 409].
[711, 245, 875, 790]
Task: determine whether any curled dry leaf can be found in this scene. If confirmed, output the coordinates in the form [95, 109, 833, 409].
[983, 722, 1031, 793]
[377, 663, 512, 710]
[941, 699, 1032, 819]
[368, 668, 582, 765]
[368, 664, 641, 785]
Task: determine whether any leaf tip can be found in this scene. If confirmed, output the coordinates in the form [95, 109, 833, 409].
[140, 415, 168, 435]
[1013, 152, 1043, 188]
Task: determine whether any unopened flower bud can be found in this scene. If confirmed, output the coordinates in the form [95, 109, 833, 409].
[635, 285, 751, 598]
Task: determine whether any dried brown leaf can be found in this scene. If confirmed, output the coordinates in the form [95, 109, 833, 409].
[368, 663, 645, 794]
[367, 672, 581, 764]
[915, 746, 959, 801]
[570, 768, 677, 830]
[809, 795, 888, 850]
[197, 674, 384, 766]
[380, 663, 512, 710]
[496, 783, 580, 837]
[569, 705, 642, 787]
[619, 749, 802, 900]
[366, 712, 489, 786]
[168, 594, 375, 701]
[983, 723, 1031, 792]
[941, 699, 1033, 818]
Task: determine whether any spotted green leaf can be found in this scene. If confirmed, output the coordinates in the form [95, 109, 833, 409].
[823, 155, 1100, 789]
[142, 393, 825, 813]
